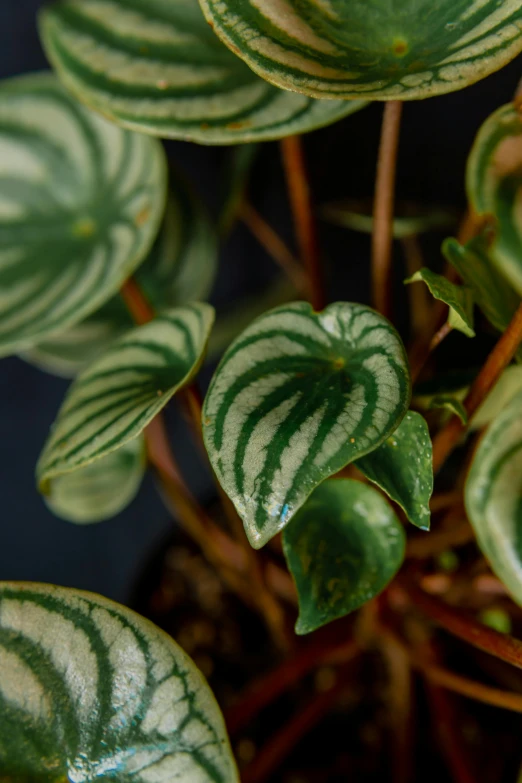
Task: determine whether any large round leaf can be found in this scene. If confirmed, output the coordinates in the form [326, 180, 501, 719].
[200, 0, 522, 100]
[203, 301, 411, 549]
[23, 174, 217, 377]
[37, 303, 215, 489]
[465, 389, 522, 605]
[0, 72, 166, 357]
[0, 582, 238, 782]
[467, 104, 522, 297]
[283, 479, 406, 634]
[39, 0, 367, 145]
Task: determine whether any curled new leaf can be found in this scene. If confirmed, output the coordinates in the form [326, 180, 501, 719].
[0, 73, 166, 356]
[405, 268, 475, 337]
[37, 304, 214, 489]
[283, 479, 406, 634]
[40, 0, 367, 145]
[200, 0, 522, 101]
[0, 582, 238, 782]
[467, 104, 522, 296]
[44, 437, 146, 524]
[465, 390, 522, 605]
[356, 411, 433, 531]
[203, 301, 411, 549]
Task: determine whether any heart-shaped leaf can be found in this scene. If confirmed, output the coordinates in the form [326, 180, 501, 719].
[199, 0, 522, 101]
[465, 389, 522, 605]
[405, 268, 475, 337]
[283, 479, 405, 634]
[22, 175, 217, 377]
[0, 582, 238, 782]
[45, 436, 146, 523]
[40, 0, 367, 145]
[356, 411, 433, 531]
[37, 304, 214, 489]
[0, 72, 166, 357]
[203, 301, 411, 549]
[467, 104, 522, 296]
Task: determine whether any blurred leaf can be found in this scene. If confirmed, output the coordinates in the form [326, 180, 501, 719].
[356, 411, 433, 531]
[37, 304, 214, 490]
[219, 144, 260, 236]
[471, 365, 522, 430]
[0, 73, 166, 357]
[0, 582, 238, 782]
[322, 202, 457, 239]
[430, 395, 468, 424]
[203, 301, 411, 548]
[406, 268, 475, 337]
[283, 479, 405, 634]
[40, 0, 367, 144]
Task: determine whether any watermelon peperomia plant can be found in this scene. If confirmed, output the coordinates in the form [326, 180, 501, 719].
[3, 0, 522, 780]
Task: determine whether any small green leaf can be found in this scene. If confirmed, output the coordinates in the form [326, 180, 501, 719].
[22, 174, 217, 377]
[480, 608, 512, 635]
[321, 202, 457, 239]
[0, 582, 238, 782]
[282, 479, 405, 634]
[356, 411, 433, 531]
[467, 103, 522, 296]
[37, 304, 214, 489]
[44, 437, 146, 523]
[200, 0, 522, 100]
[203, 301, 411, 549]
[430, 395, 468, 424]
[443, 235, 521, 336]
[0, 73, 166, 357]
[405, 268, 475, 337]
[465, 389, 522, 605]
[40, 0, 367, 144]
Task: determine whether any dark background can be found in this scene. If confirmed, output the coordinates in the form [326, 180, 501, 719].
[2, 1, 521, 605]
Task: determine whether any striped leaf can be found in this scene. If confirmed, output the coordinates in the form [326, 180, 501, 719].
[0, 582, 238, 782]
[465, 389, 522, 605]
[467, 104, 522, 296]
[45, 436, 146, 523]
[203, 301, 411, 549]
[0, 72, 166, 357]
[356, 411, 433, 531]
[199, 0, 522, 101]
[37, 304, 215, 490]
[22, 174, 217, 377]
[282, 479, 406, 634]
[405, 268, 475, 337]
[39, 0, 368, 145]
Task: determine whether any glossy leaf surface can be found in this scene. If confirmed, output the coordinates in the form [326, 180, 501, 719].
[203, 301, 411, 549]
[200, 0, 522, 101]
[467, 104, 522, 296]
[23, 176, 217, 377]
[466, 390, 522, 605]
[40, 0, 367, 144]
[356, 411, 433, 531]
[0, 73, 166, 356]
[0, 582, 238, 781]
[38, 304, 214, 488]
[283, 479, 405, 634]
[406, 268, 475, 337]
[45, 437, 146, 523]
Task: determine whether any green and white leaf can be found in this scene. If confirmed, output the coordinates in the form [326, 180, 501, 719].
[22, 174, 217, 377]
[0, 582, 238, 782]
[203, 301, 411, 549]
[467, 103, 522, 296]
[200, 0, 522, 101]
[321, 202, 457, 239]
[282, 479, 406, 634]
[44, 436, 146, 523]
[443, 234, 521, 337]
[40, 0, 367, 145]
[465, 389, 522, 606]
[405, 268, 475, 337]
[430, 394, 468, 424]
[0, 72, 166, 357]
[356, 411, 433, 531]
[471, 365, 522, 430]
[37, 304, 214, 488]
